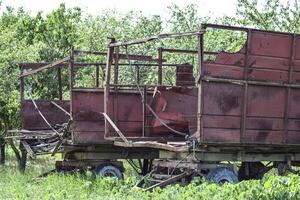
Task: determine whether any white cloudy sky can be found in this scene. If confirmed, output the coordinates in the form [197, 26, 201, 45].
[0, 0, 291, 18]
[1, 0, 238, 17]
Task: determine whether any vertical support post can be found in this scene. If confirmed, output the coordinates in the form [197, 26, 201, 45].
[100, 65, 105, 86]
[142, 86, 147, 137]
[136, 65, 140, 84]
[0, 139, 5, 165]
[69, 46, 74, 115]
[95, 65, 100, 87]
[104, 38, 116, 137]
[114, 47, 119, 85]
[113, 47, 119, 126]
[157, 47, 163, 85]
[197, 32, 204, 142]
[20, 66, 24, 134]
[284, 33, 296, 144]
[240, 29, 251, 143]
[57, 67, 62, 100]
[20, 66, 24, 101]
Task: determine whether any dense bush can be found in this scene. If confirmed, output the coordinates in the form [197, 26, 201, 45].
[0, 164, 299, 200]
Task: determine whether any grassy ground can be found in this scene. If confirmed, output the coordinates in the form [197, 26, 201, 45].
[0, 149, 300, 200]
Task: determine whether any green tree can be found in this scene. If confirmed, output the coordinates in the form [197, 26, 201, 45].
[237, 0, 300, 32]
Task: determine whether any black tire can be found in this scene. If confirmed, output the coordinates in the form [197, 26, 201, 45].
[206, 167, 238, 184]
[93, 165, 123, 180]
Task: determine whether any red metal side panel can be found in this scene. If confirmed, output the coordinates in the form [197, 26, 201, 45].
[244, 85, 285, 144]
[202, 82, 242, 143]
[201, 28, 300, 145]
[247, 86, 285, 118]
[21, 100, 70, 130]
[250, 31, 292, 58]
[150, 87, 198, 135]
[71, 91, 105, 144]
[71, 89, 145, 144]
[292, 36, 300, 83]
[287, 88, 300, 143]
[248, 31, 291, 82]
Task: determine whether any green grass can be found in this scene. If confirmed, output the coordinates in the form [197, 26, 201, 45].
[0, 150, 300, 200]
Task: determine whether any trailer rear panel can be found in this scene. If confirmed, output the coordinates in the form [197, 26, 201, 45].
[200, 25, 300, 145]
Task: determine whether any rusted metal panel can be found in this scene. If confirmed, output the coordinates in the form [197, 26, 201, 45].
[248, 68, 288, 82]
[247, 86, 285, 117]
[244, 130, 283, 144]
[203, 116, 241, 129]
[176, 64, 195, 86]
[20, 24, 300, 148]
[201, 26, 300, 145]
[21, 100, 70, 130]
[214, 52, 245, 66]
[202, 82, 243, 116]
[250, 31, 292, 58]
[203, 128, 241, 143]
[71, 85, 199, 143]
[150, 86, 198, 135]
[71, 89, 149, 143]
[246, 117, 283, 130]
[248, 56, 289, 71]
[203, 63, 244, 79]
[286, 131, 300, 144]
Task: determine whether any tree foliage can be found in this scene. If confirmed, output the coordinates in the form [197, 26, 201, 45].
[237, 0, 300, 32]
[0, 1, 299, 135]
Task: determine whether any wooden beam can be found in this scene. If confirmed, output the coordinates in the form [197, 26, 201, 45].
[104, 38, 115, 139]
[144, 172, 189, 192]
[158, 47, 163, 85]
[74, 49, 160, 62]
[20, 57, 69, 77]
[57, 68, 62, 100]
[109, 31, 202, 47]
[102, 113, 129, 146]
[21, 140, 36, 159]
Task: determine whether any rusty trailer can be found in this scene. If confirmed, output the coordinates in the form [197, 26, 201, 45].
[9, 23, 300, 189]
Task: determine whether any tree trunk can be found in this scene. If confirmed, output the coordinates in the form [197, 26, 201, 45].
[0, 139, 5, 164]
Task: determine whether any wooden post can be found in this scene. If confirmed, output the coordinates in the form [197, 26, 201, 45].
[142, 86, 147, 137]
[240, 29, 251, 143]
[197, 33, 203, 142]
[136, 65, 140, 84]
[104, 38, 116, 137]
[95, 65, 99, 87]
[69, 46, 74, 115]
[283, 33, 296, 144]
[114, 47, 119, 85]
[57, 67, 62, 100]
[158, 47, 163, 85]
[113, 47, 119, 126]
[20, 66, 24, 101]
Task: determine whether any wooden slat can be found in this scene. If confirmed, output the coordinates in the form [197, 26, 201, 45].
[21, 140, 36, 159]
[74, 49, 160, 62]
[114, 141, 188, 152]
[144, 172, 189, 192]
[102, 113, 129, 145]
[20, 57, 70, 77]
[110, 31, 202, 47]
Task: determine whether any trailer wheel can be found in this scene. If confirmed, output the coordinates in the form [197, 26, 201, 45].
[93, 165, 123, 180]
[206, 167, 238, 184]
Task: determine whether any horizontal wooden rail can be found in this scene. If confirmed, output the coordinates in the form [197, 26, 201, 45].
[109, 31, 203, 47]
[20, 57, 69, 77]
